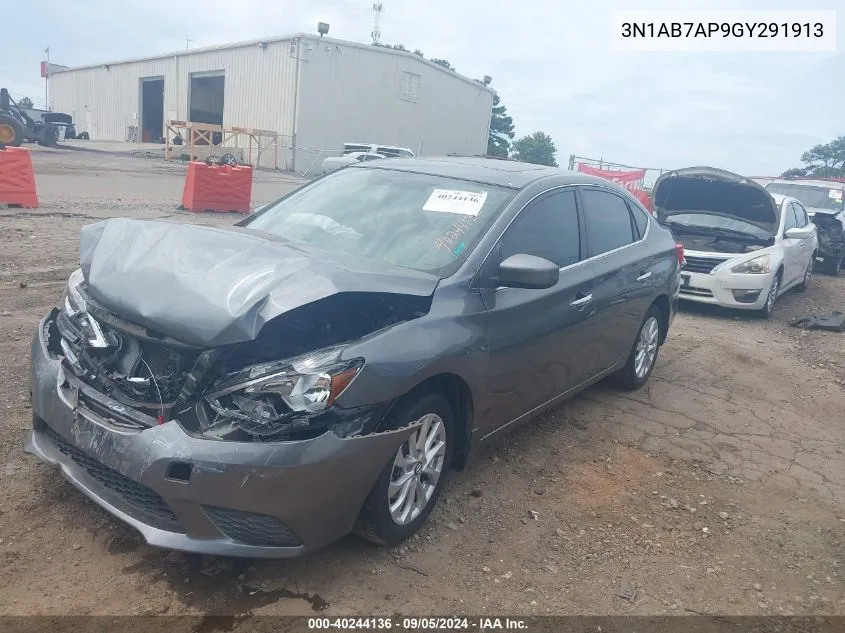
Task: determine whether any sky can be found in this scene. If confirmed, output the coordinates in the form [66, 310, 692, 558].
[2, 0, 843, 178]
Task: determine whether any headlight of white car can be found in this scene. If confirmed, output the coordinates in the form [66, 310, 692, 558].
[731, 254, 771, 274]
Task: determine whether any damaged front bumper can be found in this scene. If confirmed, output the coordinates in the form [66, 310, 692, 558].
[25, 310, 418, 558]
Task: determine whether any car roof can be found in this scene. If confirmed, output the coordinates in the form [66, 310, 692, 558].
[351, 155, 620, 189]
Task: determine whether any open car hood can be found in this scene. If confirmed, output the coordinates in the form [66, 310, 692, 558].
[653, 167, 781, 236]
[78, 218, 439, 348]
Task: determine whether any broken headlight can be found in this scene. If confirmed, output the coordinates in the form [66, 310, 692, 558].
[202, 346, 363, 436]
[63, 268, 86, 315]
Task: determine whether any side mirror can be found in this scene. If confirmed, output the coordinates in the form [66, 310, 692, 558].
[498, 254, 559, 289]
[785, 227, 812, 240]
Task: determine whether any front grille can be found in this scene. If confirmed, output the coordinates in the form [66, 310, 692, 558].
[680, 287, 714, 298]
[41, 424, 184, 533]
[78, 391, 150, 430]
[683, 255, 728, 274]
[203, 506, 301, 547]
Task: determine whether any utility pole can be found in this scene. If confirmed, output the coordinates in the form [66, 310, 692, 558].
[44, 46, 49, 110]
[186, 39, 192, 49]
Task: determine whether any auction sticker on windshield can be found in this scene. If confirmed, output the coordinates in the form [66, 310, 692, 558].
[423, 189, 488, 216]
[830, 189, 842, 201]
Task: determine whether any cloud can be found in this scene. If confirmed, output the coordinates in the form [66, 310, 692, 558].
[2, 0, 842, 175]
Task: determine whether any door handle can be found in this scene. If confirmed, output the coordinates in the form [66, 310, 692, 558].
[637, 271, 652, 282]
[570, 294, 593, 308]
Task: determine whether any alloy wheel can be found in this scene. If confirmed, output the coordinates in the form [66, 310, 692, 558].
[388, 413, 447, 525]
[634, 316, 659, 379]
[766, 276, 779, 313]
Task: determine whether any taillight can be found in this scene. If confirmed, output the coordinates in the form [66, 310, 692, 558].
[674, 243, 685, 267]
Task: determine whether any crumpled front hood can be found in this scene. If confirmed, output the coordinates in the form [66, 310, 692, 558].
[79, 218, 439, 347]
[653, 166, 781, 236]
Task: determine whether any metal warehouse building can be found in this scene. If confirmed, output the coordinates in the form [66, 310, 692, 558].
[48, 33, 495, 172]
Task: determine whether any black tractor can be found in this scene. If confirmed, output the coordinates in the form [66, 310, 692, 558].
[0, 88, 60, 147]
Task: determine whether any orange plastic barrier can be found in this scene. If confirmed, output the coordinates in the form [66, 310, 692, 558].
[181, 161, 253, 214]
[0, 147, 38, 208]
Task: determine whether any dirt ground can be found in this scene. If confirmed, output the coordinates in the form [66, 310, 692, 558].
[1, 147, 844, 623]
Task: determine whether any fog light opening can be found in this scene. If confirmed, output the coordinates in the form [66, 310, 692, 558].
[732, 289, 762, 304]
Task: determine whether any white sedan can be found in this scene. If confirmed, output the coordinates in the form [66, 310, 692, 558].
[654, 167, 818, 318]
[322, 151, 386, 174]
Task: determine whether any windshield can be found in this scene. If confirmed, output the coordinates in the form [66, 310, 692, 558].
[766, 183, 844, 212]
[243, 167, 515, 276]
[663, 212, 772, 240]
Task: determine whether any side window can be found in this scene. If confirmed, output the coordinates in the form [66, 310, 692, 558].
[784, 203, 798, 231]
[580, 189, 636, 258]
[500, 190, 580, 268]
[794, 203, 809, 227]
[627, 200, 649, 238]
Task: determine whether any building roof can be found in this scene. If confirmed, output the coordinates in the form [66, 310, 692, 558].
[53, 33, 493, 94]
[352, 156, 612, 189]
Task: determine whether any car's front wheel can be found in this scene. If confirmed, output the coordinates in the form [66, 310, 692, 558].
[354, 390, 454, 546]
[611, 305, 663, 390]
[758, 272, 781, 319]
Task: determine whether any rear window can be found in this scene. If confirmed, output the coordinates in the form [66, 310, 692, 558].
[766, 183, 844, 212]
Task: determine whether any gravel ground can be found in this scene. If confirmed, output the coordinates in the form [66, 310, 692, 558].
[0, 147, 843, 625]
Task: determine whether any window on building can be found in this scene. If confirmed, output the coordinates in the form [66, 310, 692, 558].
[400, 71, 420, 102]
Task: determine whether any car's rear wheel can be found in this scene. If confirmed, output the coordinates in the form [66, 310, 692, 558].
[796, 257, 814, 292]
[828, 256, 841, 276]
[354, 390, 454, 546]
[611, 305, 662, 390]
[758, 272, 781, 319]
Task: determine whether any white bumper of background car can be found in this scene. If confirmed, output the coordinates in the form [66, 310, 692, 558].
[680, 252, 774, 310]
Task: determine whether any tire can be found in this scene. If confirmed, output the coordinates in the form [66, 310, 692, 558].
[758, 272, 781, 319]
[0, 113, 25, 147]
[610, 305, 663, 390]
[829, 256, 841, 276]
[354, 390, 455, 546]
[37, 123, 58, 146]
[795, 256, 814, 292]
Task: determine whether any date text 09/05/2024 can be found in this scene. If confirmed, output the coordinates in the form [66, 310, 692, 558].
[621, 22, 824, 38]
[307, 617, 529, 630]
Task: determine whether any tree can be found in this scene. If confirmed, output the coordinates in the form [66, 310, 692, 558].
[430, 58, 454, 70]
[487, 94, 514, 157]
[781, 167, 808, 178]
[783, 136, 845, 178]
[511, 131, 558, 167]
[372, 42, 408, 52]
[413, 49, 424, 57]
[17, 96, 34, 108]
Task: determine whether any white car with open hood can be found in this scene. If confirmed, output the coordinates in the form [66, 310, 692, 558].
[654, 167, 818, 318]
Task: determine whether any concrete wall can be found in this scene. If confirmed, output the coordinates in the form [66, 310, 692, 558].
[294, 36, 494, 173]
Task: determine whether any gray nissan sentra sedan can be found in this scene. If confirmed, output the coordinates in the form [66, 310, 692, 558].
[26, 157, 681, 557]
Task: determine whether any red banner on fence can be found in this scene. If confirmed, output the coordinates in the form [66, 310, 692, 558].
[577, 163, 654, 213]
